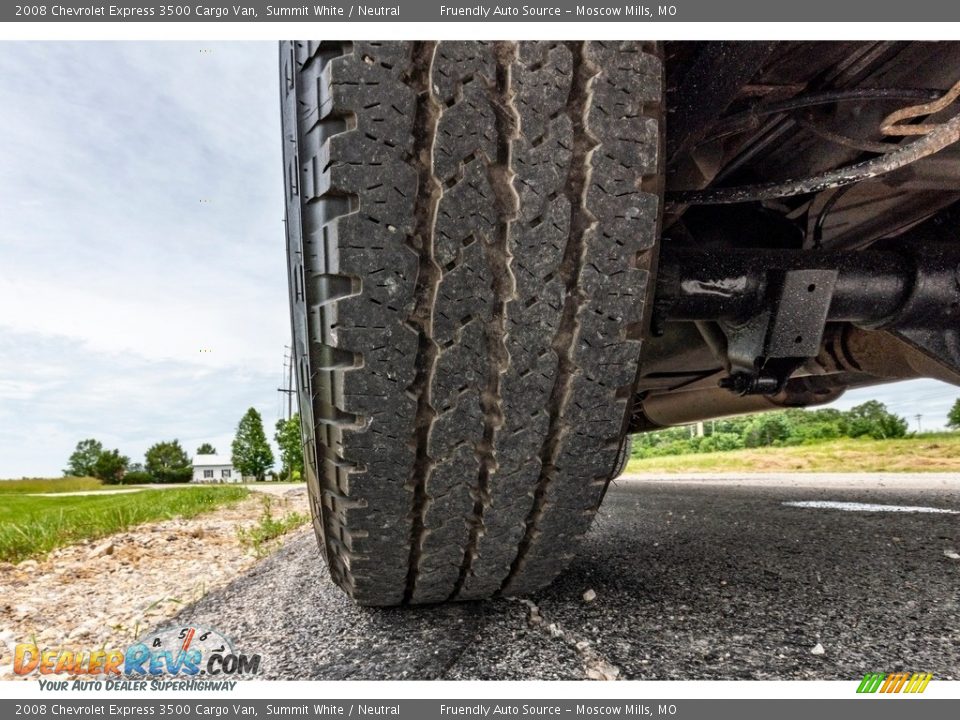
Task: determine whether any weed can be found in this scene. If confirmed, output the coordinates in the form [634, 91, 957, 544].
[236, 496, 308, 558]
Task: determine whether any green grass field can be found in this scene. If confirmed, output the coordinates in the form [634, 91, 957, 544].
[0, 476, 106, 494]
[626, 433, 960, 474]
[0, 485, 249, 564]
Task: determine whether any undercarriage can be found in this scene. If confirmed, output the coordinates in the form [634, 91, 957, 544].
[634, 40, 960, 431]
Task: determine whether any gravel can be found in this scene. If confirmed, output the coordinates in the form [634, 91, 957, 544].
[169, 476, 960, 680]
[0, 488, 309, 680]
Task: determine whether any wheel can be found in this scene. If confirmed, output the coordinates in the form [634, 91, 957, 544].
[280, 40, 663, 606]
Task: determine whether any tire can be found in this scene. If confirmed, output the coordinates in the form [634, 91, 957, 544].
[613, 437, 633, 479]
[280, 40, 662, 606]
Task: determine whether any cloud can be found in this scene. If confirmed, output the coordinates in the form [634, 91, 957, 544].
[0, 42, 287, 371]
[0, 330, 284, 478]
[826, 378, 958, 432]
[0, 42, 290, 477]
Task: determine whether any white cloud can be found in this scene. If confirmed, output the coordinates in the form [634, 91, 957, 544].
[825, 378, 958, 431]
[0, 41, 287, 371]
[0, 330, 283, 477]
[0, 379, 49, 402]
[0, 42, 290, 477]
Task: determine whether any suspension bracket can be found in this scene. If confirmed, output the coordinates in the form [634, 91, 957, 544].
[652, 241, 960, 394]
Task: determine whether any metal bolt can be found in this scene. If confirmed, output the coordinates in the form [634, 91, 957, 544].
[719, 372, 780, 396]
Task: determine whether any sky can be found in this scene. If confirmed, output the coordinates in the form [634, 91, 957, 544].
[0, 42, 289, 477]
[0, 42, 956, 478]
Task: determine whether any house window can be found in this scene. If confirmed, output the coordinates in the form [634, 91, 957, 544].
[203, 469, 214, 479]
[221, 469, 231, 479]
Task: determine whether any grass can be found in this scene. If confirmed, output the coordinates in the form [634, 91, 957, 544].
[0, 476, 104, 494]
[0, 486, 249, 564]
[236, 495, 309, 558]
[234, 480, 306, 486]
[626, 433, 960, 474]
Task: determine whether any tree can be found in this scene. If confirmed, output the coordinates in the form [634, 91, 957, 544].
[196, 443, 217, 455]
[843, 400, 908, 440]
[64, 439, 104, 477]
[948, 398, 960, 430]
[92, 449, 129, 485]
[64, 438, 132, 483]
[144, 440, 193, 484]
[744, 413, 791, 448]
[274, 414, 304, 481]
[232, 408, 274, 481]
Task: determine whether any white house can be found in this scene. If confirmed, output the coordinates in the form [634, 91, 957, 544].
[192, 454, 241, 484]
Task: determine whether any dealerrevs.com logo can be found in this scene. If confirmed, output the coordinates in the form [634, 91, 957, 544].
[13, 625, 260, 681]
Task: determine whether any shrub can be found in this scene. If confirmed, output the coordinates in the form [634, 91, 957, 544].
[697, 432, 743, 453]
[744, 414, 790, 448]
[843, 401, 908, 439]
[120, 470, 153, 485]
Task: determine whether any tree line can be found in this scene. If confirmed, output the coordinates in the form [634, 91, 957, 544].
[63, 408, 306, 484]
[60, 397, 960, 476]
[633, 398, 960, 460]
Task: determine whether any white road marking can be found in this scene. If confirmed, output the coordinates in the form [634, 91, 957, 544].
[783, 500, 959, 514]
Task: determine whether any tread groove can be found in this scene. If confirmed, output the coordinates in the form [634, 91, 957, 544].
[402, 41, 444, 605]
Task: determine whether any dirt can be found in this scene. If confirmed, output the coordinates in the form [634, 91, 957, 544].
[0, 487, 308, 680]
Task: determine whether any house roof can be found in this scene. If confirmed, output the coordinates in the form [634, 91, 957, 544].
[192, 454, 233, 467]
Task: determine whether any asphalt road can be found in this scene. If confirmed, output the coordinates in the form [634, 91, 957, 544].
[172, 475, 960, 680]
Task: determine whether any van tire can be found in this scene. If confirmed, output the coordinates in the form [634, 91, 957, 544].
[280, 40, 662, 606]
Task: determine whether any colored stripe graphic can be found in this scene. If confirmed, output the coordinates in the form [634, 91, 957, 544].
[857, 673, 885, 693]
[906, 673, 933, 693]
[884, 672, 909, 693]
[857, 672, 932, 694]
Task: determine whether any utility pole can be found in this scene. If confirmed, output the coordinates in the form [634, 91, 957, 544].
[277, 346, 296, 421]
[287, 350, 293, 420]
[915, 414, 923, 433]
